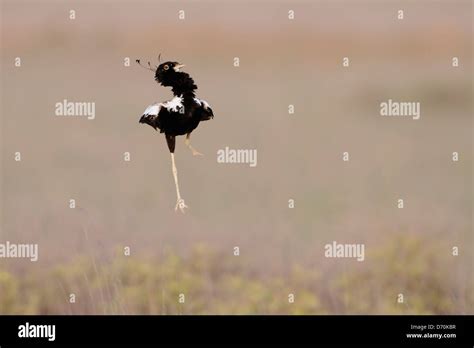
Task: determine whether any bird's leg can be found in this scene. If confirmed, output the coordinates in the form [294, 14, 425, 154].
[170, 153, 188, 213]
[166, 134, 188, 212]
[185, 133, 204, 156]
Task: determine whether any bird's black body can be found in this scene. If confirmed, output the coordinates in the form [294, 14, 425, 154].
[144, 97, 213, 136]
[139, 61, 214, 152]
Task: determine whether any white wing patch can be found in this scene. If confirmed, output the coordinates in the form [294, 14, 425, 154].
[142, 96, 184, 117]
[143, 96, 213, 118]
[162, 96, 183, 112]
[143, 103, 161, 116]
[194, 98, 211, 109]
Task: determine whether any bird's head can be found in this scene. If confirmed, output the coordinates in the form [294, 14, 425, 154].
[154, 61, 186, 86]
[136, 56, 196, 94]
[136, 56, 186, 86]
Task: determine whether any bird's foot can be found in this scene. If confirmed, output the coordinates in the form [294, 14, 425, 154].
[175, 198, 188, 213]
[191, 149, 204, 156]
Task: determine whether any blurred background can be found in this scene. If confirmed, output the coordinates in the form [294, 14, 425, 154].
[0, 0, 472, 314]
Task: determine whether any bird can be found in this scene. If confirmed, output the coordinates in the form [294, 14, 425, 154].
[136, 56, 214, 213]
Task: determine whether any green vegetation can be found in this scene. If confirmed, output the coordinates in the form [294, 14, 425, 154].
[0, 236, 471, 314]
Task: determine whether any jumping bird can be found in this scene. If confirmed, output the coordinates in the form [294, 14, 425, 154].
[137, 57, 214, 213]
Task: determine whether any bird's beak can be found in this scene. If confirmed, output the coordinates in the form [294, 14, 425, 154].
[174, 63, 185, 72]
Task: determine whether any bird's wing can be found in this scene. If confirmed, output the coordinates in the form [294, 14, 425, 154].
[194, 98, 210, 108]
[142, 97, 183, 116]
[194, 98, 214, 121]
[143, 103, 161, 116]
[139, 103, 162, 130]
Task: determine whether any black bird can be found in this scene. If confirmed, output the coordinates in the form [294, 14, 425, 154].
[136, 57, 214, 212]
